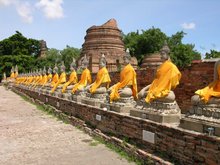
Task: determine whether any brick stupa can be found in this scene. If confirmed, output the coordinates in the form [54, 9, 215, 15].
[78, 19, 137, 73]
[141, 53, 163, 69]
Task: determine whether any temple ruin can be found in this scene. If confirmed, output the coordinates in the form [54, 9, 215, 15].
[77, 19, 137, 73]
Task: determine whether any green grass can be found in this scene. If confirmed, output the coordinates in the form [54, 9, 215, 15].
[89, 140, 100, 146]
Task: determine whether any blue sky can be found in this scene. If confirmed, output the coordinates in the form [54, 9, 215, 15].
[0, 0, 220, 57]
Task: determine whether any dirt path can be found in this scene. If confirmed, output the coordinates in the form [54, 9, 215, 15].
[0, 86, 135, 165]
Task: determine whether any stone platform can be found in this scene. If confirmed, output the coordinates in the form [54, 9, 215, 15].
[180, 104, 220, 136]
[130, 100, 181, 124]
[130, 109, 180, 124]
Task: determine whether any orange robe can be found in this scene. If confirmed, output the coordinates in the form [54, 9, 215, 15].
[50, 73, 59, 87]
[51, 72, 66, 93]
[62, 71, 78, 93]
[72, 68, 91, 93]
[110, 64, 137, 102]
[195, 65, 220, 103]
[145, 60, 181, 103]
[90, 67, 111, 94]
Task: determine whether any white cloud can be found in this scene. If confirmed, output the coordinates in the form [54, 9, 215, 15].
[181, 22, 196, 30]
[0, 0, 33, 23]
[16, 2, 33, 23]
[36, 0, 64, 19]
[0, 0, 14, 6]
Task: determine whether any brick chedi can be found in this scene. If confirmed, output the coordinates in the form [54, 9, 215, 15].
[141, 53, 163, 69]
[78, 19, 137, 73]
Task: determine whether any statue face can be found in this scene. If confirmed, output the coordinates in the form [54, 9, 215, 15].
[123, 56, 130, 65]
[160, 50, 169, 61]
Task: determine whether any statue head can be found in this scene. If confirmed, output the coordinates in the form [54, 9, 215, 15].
[160, 41, 170, 61]
[39, 68, 43, 75]
[47, 67, 52, 74]
[123, 48, 131, 65]
[11, 66, 15, 73]
[81, 54, 89, 69]
[70, 57, 76, 71]
[3, 72, 6, 80]
[60, 61, 66, 72]
[214, 59, 220, 81]
[99, 54, 106, 68]
[53, 64, 58, 74]
[43, 66, 46, 75]
[15, 65, 18, 73]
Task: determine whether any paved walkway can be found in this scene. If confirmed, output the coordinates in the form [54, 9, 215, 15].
[0, 86, 135, 165]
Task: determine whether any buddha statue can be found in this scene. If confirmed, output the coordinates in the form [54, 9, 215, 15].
[51, 61, 67, 94]
[39, 67, 47, 86]
[137, 41, 181, 113]
[2, 72, 7, 83]
[71, 54, 92, 95]
[27, 71, 35, 87]
[180, 59, 220, 134]
[191, 59, 220, 105]
[42, 67, 53, 87]
[88, 54, 111, 95]
[33, 69, 43, 88]
[102, 49, 138, 112]
[83, 54, 111, 105]
[50, 64, 59, 88]
[14, 65, 18, 78]
[62, 58, 78, 93]
[7, 66, 15, 84]
[109, 48, 137, 106]
[29, 69, 39, 88]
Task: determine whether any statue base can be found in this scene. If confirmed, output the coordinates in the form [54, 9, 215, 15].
[72, 91, 86, 103]
[109, 97, 136, 113]
[130, 100, 181, 124]
[180, 104, 220, 136]
[81, 93, 107, 108]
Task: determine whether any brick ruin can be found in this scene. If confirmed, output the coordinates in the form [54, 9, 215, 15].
[77, 19, 137, 73]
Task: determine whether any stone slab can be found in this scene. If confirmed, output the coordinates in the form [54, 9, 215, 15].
[130, 109, 180, 124]
[180, 115, 220, 136]
[81, 97, 102, 108]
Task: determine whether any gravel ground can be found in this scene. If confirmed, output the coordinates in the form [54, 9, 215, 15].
[0, 86, 135, 165]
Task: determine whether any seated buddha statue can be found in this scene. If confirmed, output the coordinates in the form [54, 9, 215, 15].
[109, 49, 137, 103]
[2, 72, 7, 83]
[42, 67, 53, 87]
[50, 64, 59, 88]
[72, 54, 92, 94]
[62, 58, 78, 93]
[39, 67, 47, 86]
[51, 61, 67, 93]
[7, 66, 15, 83]
[86, 54, 111, 97]
[33, 69, 43, 88]
[138, 42, 181, 106]
[14, 65, 18, 79]
[191, 59, 220, 105]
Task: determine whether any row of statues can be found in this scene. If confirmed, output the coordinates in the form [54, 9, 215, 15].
[6, 43, 220, 122]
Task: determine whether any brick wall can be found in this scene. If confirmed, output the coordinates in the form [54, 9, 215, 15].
[16, 87, 220, 165]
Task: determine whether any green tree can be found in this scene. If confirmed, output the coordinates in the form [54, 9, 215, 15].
[35, 46, 81, 72]
[0, 31, 40, 57]
[123, 28, 197, 67]
[35, 48, 61, 69]
[192, 50, 202, 60]
[123, 27, 167, 64]
[168, 31, 198, 67]
[0, 55, 35, 79]
[60, 45, 81, 72]
[205, 50, 220, 59]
